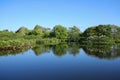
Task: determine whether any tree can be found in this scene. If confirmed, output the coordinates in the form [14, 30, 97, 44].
[34, 25, 43, 36]
[34, 25, 43, 31]
[0, 30, 16, 40]
[82, 24, 114, 43]
[83, 24, 114, 38]
[52, 25, 68, 39]
[110, 25, 119, 40]
[68, 26, 81, 42]
[116, 27, 120, 40]
[27, 25, 43, 37]
[16, 27, 28, 35]
[83, 27, 96, 37]
[95, 25, 112, 38]
[42, 28, 51, 38]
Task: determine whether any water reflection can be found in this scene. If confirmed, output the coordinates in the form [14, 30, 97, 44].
[0, 47, 30, 56]
[82, 44, 120, 59]
[32, 45, 51, 56]
[53, 43, 68, 56]
[68, 43, 80, 56]
[0, 43, 120, 59]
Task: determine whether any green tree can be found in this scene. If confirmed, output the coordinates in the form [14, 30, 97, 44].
[0, 30, 17, 40]
[83, 24, 113, 38]
[95, 25, 112, 38]
[16, 27, 28, 35]
[116, 27, 120, 40]
[34, 25, 43, 36]
[68, 26, 81, 42]
[27, 25, 43, 37]
[83, 27, 96, 37]
[42, 28, 51, 38]
[110, 25, 119, 40]
[52, 25, 68, 39]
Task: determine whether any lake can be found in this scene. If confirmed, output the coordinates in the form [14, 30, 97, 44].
[0, 43, 120, 80]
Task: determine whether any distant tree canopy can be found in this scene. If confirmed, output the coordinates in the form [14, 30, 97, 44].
[1, 24, 120, 43]
[34, 25, 43, 31]
[52, 25, 68, 39]
[27, 25, 43, 36]
[81, 24, 120, 44]
[16, 27, 28, 35]
[68, 26, 81, 41]
[27, 25, 51, 38]
[83, 24, 120, 38]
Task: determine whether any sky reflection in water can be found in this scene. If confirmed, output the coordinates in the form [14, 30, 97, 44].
[0, 43, 120, 80]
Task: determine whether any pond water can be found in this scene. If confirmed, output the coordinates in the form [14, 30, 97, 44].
[0, 43, 120, 80]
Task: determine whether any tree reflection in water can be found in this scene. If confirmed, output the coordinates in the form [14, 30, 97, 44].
[52, 43, 68, 57]
[82, 44, 120, 59]
[32, 45, 51, 56]
[1, 43, 120, 59]
[0, 46, 30, 56]
[68, 43, 80, 56]
[52, 43, 80, 57]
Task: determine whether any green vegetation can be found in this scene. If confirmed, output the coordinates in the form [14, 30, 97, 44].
[32, 44, 51, 56]
[0, 24, 120, 50]
[82, 24, 120, 45]
[52, 25, 68, 39]
[68, 26, 81, 42]
[0, 39, 35, 50]
[53, 43, 68, 57]
[1, 42, 120, 59]
[82, 44, 120, 59]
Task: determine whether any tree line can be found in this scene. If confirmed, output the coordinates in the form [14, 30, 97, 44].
[0, 24, 120, 44]
[15, 25, 81, 42]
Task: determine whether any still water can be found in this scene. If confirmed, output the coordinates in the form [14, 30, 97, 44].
[0, 43, 120, 80]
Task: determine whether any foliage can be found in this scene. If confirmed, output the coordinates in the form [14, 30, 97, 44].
[83, 25, 112, 38]
[82, 24, 120, 44]
[16, 27, 28, 35]
[53, 43, 68, 57]
[0, 24, 120, 50]
[82, 44, 120, 59]
[52, 25, 68, 39]
[27, 25, 43, 37]
[68, 26, 81, 42]
[32, 45, 50, 56]
[68, 43, 80, 56]
[0, 39, 35, 50]
[36, 38, 60, 45]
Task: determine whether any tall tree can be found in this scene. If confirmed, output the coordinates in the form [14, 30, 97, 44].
[68, 26, 81, 41]
[83, 26, 96, 37]
[42, 28, 51, 38]
[53, 25, 68, 39]
[28, 25, 43, 36]
[16, 27, 28, 35]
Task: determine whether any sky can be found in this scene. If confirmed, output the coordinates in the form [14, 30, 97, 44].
[0, 0, 120, 32]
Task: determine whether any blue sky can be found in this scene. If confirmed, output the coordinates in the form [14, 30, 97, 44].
[0, 0, 120, 32]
